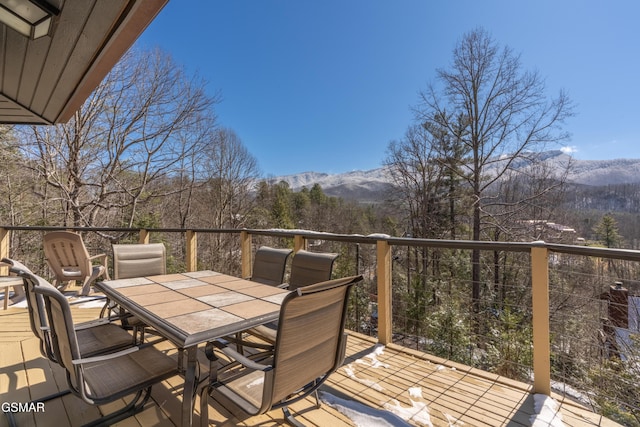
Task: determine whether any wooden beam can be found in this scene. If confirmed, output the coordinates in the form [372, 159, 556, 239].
[377, 239, 392, 345]
[531, 243, 551, 395]
[138, 229, 150, 244]
[185, 230, 197, 272]
[240, 231, 252, 279]
[293, 235, 306, 253]
[0, 228, 9, 275]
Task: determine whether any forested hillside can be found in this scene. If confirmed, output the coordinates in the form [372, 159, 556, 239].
[566, 183, 640, 213]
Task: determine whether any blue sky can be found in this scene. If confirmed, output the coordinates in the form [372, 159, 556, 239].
[136, 1, 640, 176]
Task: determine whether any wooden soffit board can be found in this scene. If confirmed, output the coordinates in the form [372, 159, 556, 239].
[0, 0, 168, 125]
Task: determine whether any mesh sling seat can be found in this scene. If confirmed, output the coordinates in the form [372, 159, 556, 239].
[247, 250, 339, 345]
[286, 250, 339, 291]
[33, 279, 179, 427]
[200, 275, 362, 427]
[247, 246, 293, 287]
[111, 243, 167, 279]
[43, 231, 110, 296]
[103, 243, 167, 342]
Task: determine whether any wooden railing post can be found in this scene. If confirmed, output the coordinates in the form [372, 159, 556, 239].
[240, 231, 252, 279]
[293, 235, 306, 253]
[531, 242, 551, 395]
[139, 229, 150, 244]
[186, 230, 197, 272]
[377, 239, 392, 345]
[0, 228, 9, 275]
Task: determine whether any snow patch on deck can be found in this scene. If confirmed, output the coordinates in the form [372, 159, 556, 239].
[530, 394, 565, 427]
[320, 391, 412, 427]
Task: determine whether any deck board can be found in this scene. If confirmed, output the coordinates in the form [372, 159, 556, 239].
[0, 301, 621, 427]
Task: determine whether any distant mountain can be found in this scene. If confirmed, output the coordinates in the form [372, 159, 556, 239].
[269, 169, 395, 203]
[271, 151, 640, 202]
[567, 157, 640, 186]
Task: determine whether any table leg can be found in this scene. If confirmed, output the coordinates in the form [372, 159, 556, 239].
[13, 284, 24, 300]
[182, 346, 198, 427]
[1, 280, 24, 310]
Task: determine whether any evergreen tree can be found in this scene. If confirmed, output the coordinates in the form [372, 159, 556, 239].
[594, 214, 622, 248]
[271, 181, 294, 228]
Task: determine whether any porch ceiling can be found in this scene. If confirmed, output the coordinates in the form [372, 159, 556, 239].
[0, 0, 167, 125]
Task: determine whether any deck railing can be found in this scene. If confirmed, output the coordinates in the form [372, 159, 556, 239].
[2, 225, 639, 421]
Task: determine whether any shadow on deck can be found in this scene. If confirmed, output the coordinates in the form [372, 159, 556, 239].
[0, 301, 620, 427]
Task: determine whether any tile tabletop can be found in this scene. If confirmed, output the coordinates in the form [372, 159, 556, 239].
[97, 271, 289, 347]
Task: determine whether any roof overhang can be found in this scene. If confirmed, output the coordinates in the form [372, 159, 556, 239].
[0, 0, 167, 125]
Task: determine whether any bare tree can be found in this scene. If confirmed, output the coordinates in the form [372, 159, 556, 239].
[188, 127, 260, 272]
[415, 28, 574, 315]
[159, 114, 219, 230]
[385, 124, 450, 240]
[486, 153, 572, 241]
[196, 127, 260, 230]
[0, 126, 34, 226]
[16, 47, 217, 231]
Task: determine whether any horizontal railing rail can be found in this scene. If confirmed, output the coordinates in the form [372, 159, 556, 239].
[3, 225, 639, 260]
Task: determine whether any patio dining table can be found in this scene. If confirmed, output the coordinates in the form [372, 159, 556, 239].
[94, 270, 289, 427]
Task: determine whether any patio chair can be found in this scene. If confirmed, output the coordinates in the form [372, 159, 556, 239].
[43, 231, 110, 296]
[1, 261, 134, 424]
[33, 279, 179, 427]
[247, 246, 293, 287]
[200, 275, 363, 427]
[1, 261, 134, 363]
[287, 249, 339, 291]
[229, 246, 293, 351]
[112, 243, 166, 279]
[106, 243, 167, 342]
[245, 250, 340, 345]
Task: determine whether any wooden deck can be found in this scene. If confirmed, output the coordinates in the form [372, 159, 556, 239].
[0, 300, 620, 427]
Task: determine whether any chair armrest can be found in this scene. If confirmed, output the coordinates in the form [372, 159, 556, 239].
[88, 253, 110, 280]
[211, 340, 272, 372]
[88, 253, 107, 263]
[73, 317, 112, 330]
[72, 346, 139, 365]
[223, 333, 275, 351]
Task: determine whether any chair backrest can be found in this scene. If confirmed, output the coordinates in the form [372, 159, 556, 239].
[1, 257, 32, 275]
[32, 279, 83, 380]
[43, 231, 92, 280]
[112, 243, 166, 279]
[2, 261, 59, 361]
[288, 250, 339, 291]
[250, 246, 293, 286]
[268, 275, 362, 405]
[20, 272, 51, 353]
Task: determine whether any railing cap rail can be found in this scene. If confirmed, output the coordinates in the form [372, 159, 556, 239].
[2, 225, 640, 261]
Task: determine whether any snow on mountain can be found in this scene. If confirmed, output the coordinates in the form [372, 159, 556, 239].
[271, 152, 640, 202]
[273, 168, 392, 190]
[269, 168, 394, 202]
[568, 158, 640, 186]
